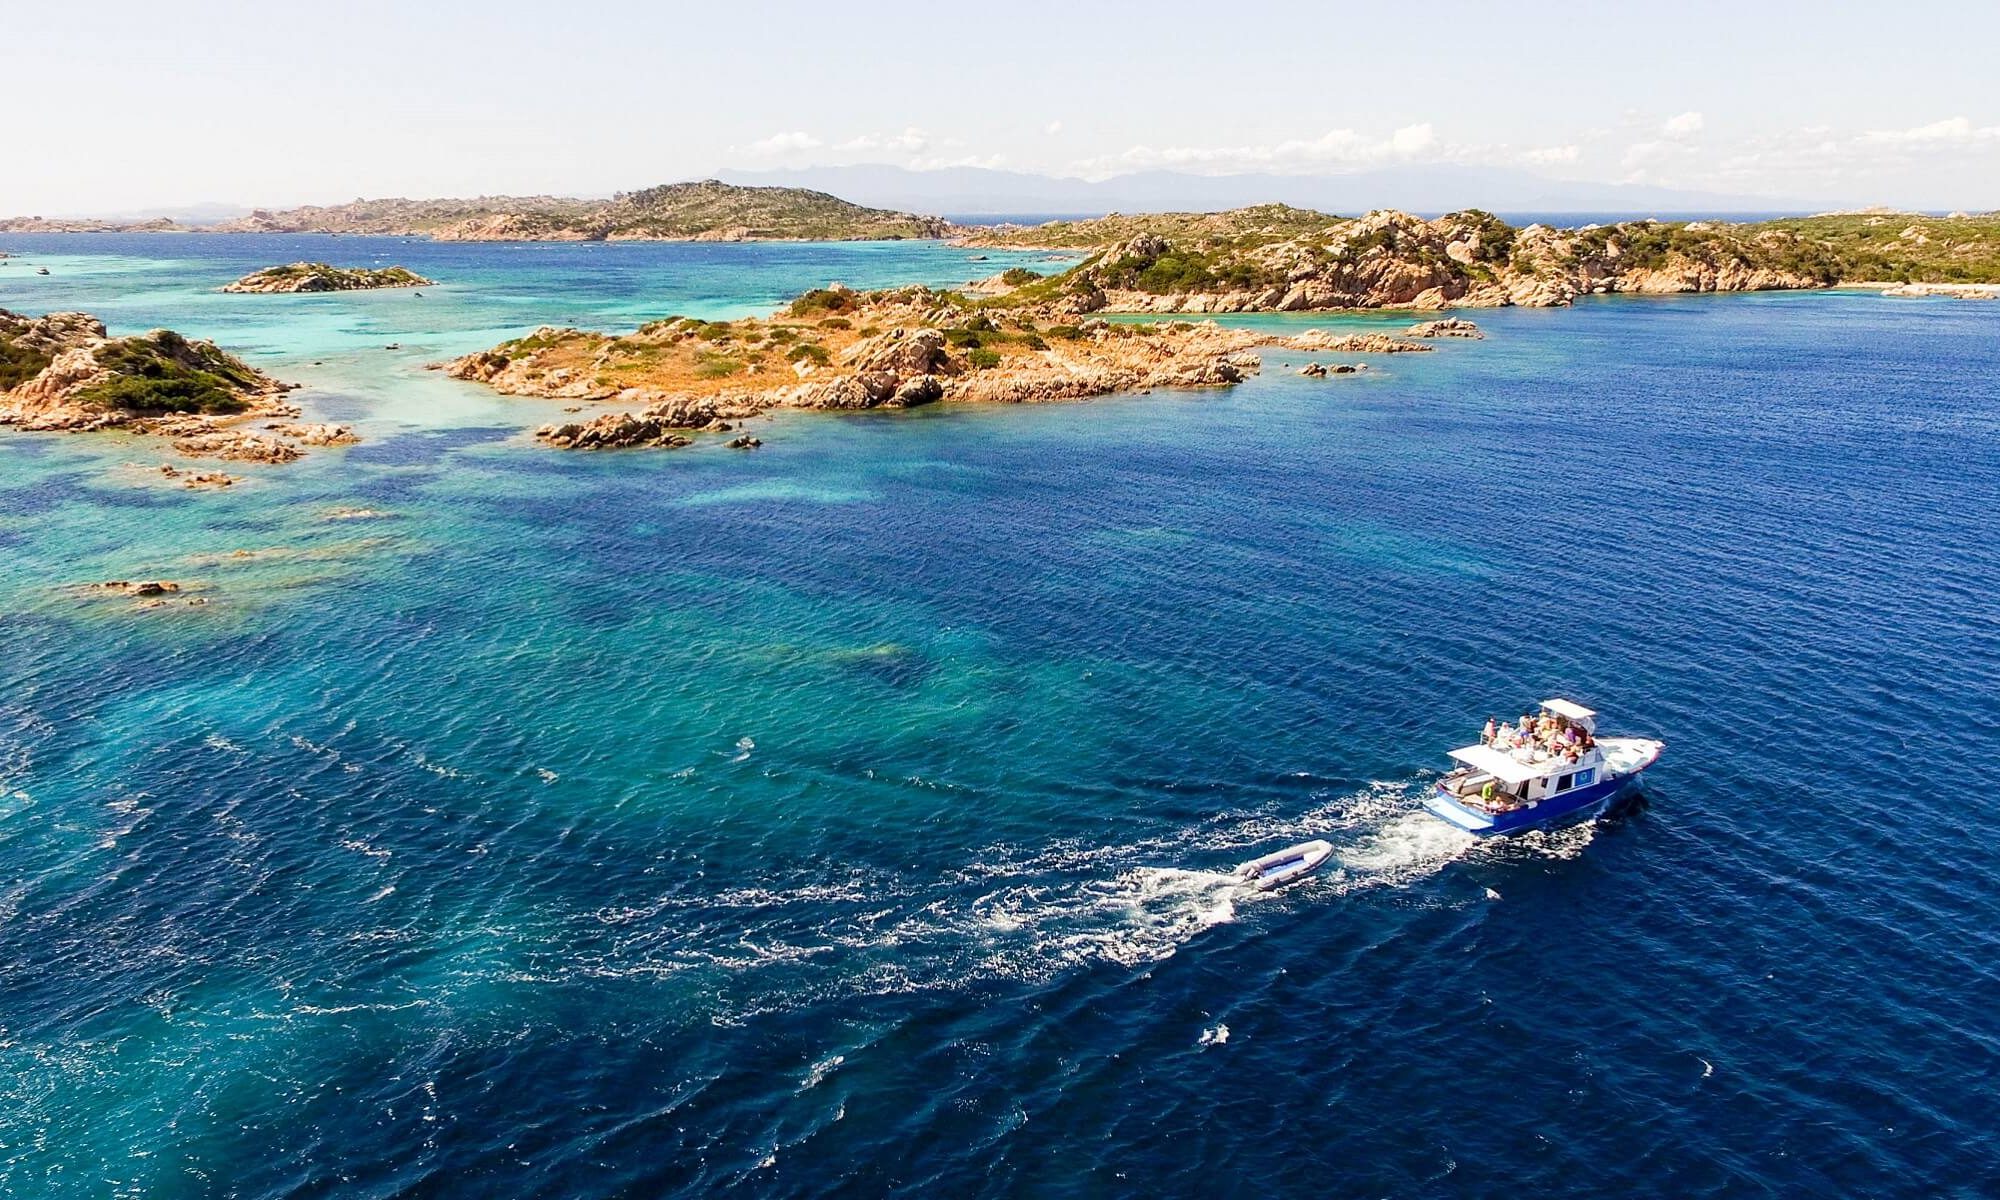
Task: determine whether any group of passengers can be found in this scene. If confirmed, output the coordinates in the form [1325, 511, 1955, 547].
[1481, 710, 1593, 764]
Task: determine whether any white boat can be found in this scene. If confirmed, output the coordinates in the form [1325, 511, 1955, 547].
[1233, 839, 1335, 891]
[1425, 698, 1663, 836]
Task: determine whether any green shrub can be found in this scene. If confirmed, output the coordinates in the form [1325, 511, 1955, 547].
[944, 328, 983, 348]
[786, 343, 831, 367]
[0, 337, 53, 390]
[694, 352, 741, 379]
[73, 332, 260, 413]
[75, 373, 248, 413]
[1047, 324, 1083, 340]
[1000, 267, 1039, 287]
[1023, 334, 1049, 351]
[789, 288, 857, 316]
[966, 348, 1002, 369]
[819, 317, 852, 330]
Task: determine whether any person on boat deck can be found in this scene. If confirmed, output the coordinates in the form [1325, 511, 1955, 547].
[1480, 778, 1499, 804]
[1482, 717, 1498, 746]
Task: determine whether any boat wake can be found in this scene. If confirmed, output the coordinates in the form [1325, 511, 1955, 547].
[584, 781, 1535, 1013]
[951, 784, 1485, 975]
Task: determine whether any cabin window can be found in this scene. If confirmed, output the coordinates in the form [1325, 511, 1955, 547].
[1557, 773, 1575, 791]
[1574, 768, 1595, 788]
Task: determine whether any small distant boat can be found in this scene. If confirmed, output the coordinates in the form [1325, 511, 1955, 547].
[1233, 839, 1334, 891]
[1425, 698, 1662, 836]
[37, 267, 51, 275]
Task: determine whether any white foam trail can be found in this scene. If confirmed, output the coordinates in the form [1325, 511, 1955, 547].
[1198, 1023, 1230, 1047]
[573, 778, 1598, 1016]
[801, 1054, 844, 1090]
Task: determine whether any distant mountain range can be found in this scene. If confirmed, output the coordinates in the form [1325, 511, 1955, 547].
[716, 164, 1796, 220]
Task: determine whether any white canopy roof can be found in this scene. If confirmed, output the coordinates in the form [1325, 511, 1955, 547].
[1447, 744, 1552, 784]
[1541, 698, 1596, 720]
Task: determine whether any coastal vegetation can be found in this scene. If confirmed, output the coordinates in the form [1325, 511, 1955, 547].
[1758, 211, 2000, 282]
[70, 331, 266, 413]
[0, 332, 51, 390]
[223, 263, 434, 293]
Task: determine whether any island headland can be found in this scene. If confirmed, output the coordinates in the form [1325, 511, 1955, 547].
[442, 283, 1441, 449]
[0, 308, 348, 464]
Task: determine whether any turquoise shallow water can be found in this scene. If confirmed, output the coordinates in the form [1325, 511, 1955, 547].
[2, 236, 1998, 1197]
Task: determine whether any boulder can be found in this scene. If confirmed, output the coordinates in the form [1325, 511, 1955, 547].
[841, 327, 956, 377]
[889, 374, 944, 407]
[169, 431, 303, 463]
[534, 411, 693, 450]
[1406, 318, 1485, 339]
[265, 421, 360, 445]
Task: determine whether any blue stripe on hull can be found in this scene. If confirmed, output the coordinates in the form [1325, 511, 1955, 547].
[1425, 775, 1631, 837]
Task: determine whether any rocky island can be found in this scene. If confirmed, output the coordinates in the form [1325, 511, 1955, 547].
[212, 181, 949, 242]
[223, 262, 434, 293]
[442, 283, 1429, 449]
[0, 309, 348, 463]
[962, 207, 2000, 311]
[0, 182, 949, 242]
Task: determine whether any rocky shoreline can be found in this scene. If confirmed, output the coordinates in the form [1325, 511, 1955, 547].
[0, 309, 353, 464]
[223, 263, 433, 293]
[1862, 281, 2000, 300]
[441, 285, 1446, 450]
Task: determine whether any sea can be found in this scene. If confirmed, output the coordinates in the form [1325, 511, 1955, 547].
[1, 234, 1996, 1198]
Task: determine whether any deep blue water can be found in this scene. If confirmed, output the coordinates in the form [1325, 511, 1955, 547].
[2, 236, 1998, 1197]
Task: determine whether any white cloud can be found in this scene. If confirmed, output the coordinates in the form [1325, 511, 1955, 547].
[1389, 122, 1437, 155]
[1079, 121, 1447, 176]
[1522, 144, 1580, 166]
[1662, 111, 1705, 139]
[738, 130, 822, 155]
[1044, 120, 1063, 135]
[1861, 116, 2000, 145]
[834, 126, 933, 154]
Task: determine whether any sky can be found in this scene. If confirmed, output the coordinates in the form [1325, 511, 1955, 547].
[8, 0, 1999, 214]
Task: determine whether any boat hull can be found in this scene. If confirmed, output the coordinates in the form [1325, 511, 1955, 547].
[1233, 839, 1335, 890]
[1425, 738, 1662, 837]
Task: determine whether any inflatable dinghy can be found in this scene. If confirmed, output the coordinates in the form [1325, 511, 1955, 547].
[1233, 839, 1334, 891]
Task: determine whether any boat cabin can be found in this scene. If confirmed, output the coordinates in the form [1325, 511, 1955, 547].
[1436, 698, 1603, 814]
